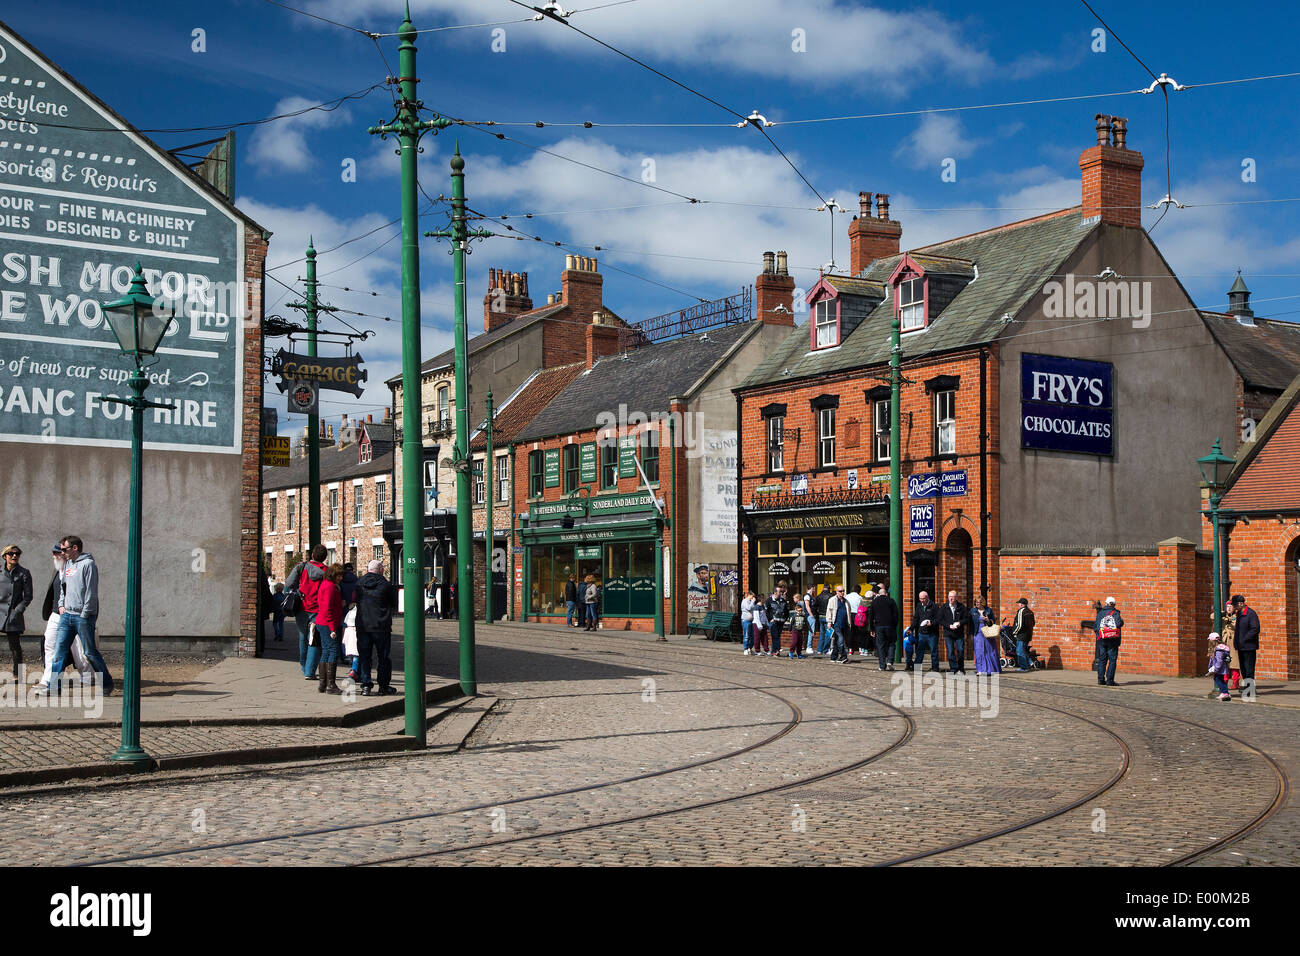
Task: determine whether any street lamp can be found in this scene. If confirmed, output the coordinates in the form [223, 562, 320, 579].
[1197, 437, 1235, 634]
[101, 263, 177, 767]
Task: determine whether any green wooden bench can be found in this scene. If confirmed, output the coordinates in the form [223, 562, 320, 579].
[687, 610, 740, 642]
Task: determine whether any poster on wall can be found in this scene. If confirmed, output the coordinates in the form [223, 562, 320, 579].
[909, 504, 935, 543]
[687, 562, 711, 621]
[700, 428, 737, 543]
[0, 24, 245, 453]
[1020, 353, 1115, 456]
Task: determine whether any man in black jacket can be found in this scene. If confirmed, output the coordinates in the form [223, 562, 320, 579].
[564, 575, 579, 628]
[911, 591, 941, 672]
[765, 586, 790, 657]
[0, 545, 33, 678]
[1231, 594, 1260, 690]
[870, 587, 899, 671]
[936, 590, 969, 675]
[354, 560, 399, 695]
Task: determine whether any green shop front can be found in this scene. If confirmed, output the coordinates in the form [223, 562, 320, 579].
[520, 490, 665, 627]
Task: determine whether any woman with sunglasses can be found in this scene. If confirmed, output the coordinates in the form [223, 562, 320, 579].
[0, 544, 33, 679]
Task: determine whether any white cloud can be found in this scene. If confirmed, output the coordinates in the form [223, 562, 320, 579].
[895, 114, 981, 169]
[304, 0, 994, 96]
[247, 96, 352, 173]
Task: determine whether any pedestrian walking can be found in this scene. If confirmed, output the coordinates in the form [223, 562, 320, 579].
[765, 585, 789, 657]
[355, 559, 398, 696]
[870, 586, 899, 671]
[0, 544, 33, 679]
[740, 590, 757, 654]
[287, 545, 328, 680]
[974, 608, 1002, 676]
[1094, 596, 1123, 686]
[910, 591, 940, 672]
[1008, 597, 1036, 672]
[1230, 594, 1260, 689]
[582, 574, 600, 631]
[271, 583, 286, 642]
[564, 574, 579, 627]
[45, 536, 113, 695]
[38, 545, 89, 689]
[314, 563, 345, 695]
[936, 590, 969, 674]
[1207, 632, 1233, 702]
[826, 584, 850, 662]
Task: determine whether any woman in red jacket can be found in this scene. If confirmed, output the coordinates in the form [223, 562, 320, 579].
[313, 564, 345, 695]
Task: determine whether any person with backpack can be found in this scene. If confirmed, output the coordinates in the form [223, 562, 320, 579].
[1231, 594, 1260, 689]
[287, 545, 328, 680]
[870, 586, 899, 671]
[1009, 597, 1036, 672]
[1207, 632, 1233, 702]
[1094, 596, 1123, 686]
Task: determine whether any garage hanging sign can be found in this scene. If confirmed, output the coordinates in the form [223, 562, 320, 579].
[0, 24, 246, 453]
[1020, 353, 1114, 456]
[272, 349, 366, 397]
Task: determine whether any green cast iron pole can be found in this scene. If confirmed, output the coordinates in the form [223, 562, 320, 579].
[110, 368, 151, 767]
[1210, 492, 1222, 634]
[509, 441, 516, 621]
[485, 389, 494, 625]
[889, 310, 903, 662]
[449, 149, 477, 692]
[306, 239, 321, 549]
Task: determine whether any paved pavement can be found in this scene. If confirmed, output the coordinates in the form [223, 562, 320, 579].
[0, 619, 1292, 866]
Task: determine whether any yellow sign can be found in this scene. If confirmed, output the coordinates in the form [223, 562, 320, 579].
[263, 435, 290, 467]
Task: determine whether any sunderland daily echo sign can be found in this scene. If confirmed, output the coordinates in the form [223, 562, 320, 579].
[0, 26, 244, 453]
[1020, 353, 1114, 456]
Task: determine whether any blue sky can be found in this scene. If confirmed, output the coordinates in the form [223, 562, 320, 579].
[9, 0, 1300, 430]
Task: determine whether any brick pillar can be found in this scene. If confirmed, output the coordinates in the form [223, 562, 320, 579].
[848, 191, 902, 274]
[240, 231, 270, 657]
[1158, 537, 1200, 676]
[755, 251, 795, 324]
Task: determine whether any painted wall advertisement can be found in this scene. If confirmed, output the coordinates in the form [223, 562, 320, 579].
[700, 427, 736, 544]
[1020, 352, 1115, 456]
[0, 26, 244, 452]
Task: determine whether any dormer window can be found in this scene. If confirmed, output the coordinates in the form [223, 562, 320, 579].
[899, 276, 925, 331]
[813, 298, 839, 349]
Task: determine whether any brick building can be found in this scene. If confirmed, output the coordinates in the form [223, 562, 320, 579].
[261, 415, 394, 584]
[1202, 373, 1300, 679]
[511, 274, 795, 632]
[735, 114, 1297, 676]
[384, 256, 637, 606]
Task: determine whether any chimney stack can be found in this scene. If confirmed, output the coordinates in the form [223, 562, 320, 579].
[848, 190, 902, 274]
[1079, 114, 1144, 227]
[483, 266, 534, 332]
[585, 316, 622, 369]
[755, 249, 795, 326]
[561, 253, 604, 328]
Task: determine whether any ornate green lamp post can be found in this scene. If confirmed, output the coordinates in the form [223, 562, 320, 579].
[101, 263, 177, 767]
[1198, 438, 1235, 633]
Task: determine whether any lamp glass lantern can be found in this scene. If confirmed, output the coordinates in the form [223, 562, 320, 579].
[1197, 438, 1233, 493]
[102, 263, 173, 359]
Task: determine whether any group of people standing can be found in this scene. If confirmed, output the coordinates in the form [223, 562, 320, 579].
[739, 582, 1037, 675]
[283, 546, 398, 696]
[0, 537, 113, 694]
[564, 574, 602, 631]
[1205, 594, 1260, 702]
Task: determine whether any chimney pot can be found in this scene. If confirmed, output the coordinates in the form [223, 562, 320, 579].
[1095, 113, 1112, 146]
[489, 267, 497, 290]
[565, 254, 575, 270]
[590, 257, 597, 273]
[858, 191, 871, 217]
[1111, 116, 1128, 149]
[776, 250, 788, 275]
[876, 193, 890, 220]
[522, 272, 529, 296]
[547, 293, 555, 305]
[762, 251, 775, 274]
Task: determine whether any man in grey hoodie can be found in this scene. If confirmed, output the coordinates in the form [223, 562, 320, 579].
[42, 535, 114, 695]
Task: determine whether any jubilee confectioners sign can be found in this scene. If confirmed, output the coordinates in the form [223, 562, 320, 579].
[1020, 353, 1114, 456]
[0, 25, 245, 452]
[751, 508, 886, 535]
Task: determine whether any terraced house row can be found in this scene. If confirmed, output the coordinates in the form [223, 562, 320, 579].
[264, 115, 1300, 679]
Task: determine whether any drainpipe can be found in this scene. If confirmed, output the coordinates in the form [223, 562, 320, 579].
[669, 414, 677, 635]
[509, 441, 516, 621]
[979, 348, 989, 602]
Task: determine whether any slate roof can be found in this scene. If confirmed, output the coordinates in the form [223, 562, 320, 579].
[822, 276, 885, 298]
[515, 322, 757, 442]
[1200, 312, 1300, 391]
[262, 438, 393, 492]
[470, 362, 585, 450]
[742, 208, 1096, 387]
[908, 253, 977, 278]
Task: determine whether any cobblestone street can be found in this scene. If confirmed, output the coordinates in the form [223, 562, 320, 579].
[1, 621, 1292, 867]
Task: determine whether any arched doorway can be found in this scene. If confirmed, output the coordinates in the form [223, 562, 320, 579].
[1285, 536, 1300, 679]
[943, 527, 974, 605]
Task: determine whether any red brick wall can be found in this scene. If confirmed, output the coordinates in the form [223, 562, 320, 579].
[240, 231, 269, 656]
[1079, 144, 1143, 228]
[998, 540, 1209, 675]
[1215, 517, 1300, 679]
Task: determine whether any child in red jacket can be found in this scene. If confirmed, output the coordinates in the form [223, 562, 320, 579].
[313, 564, 345, 695]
